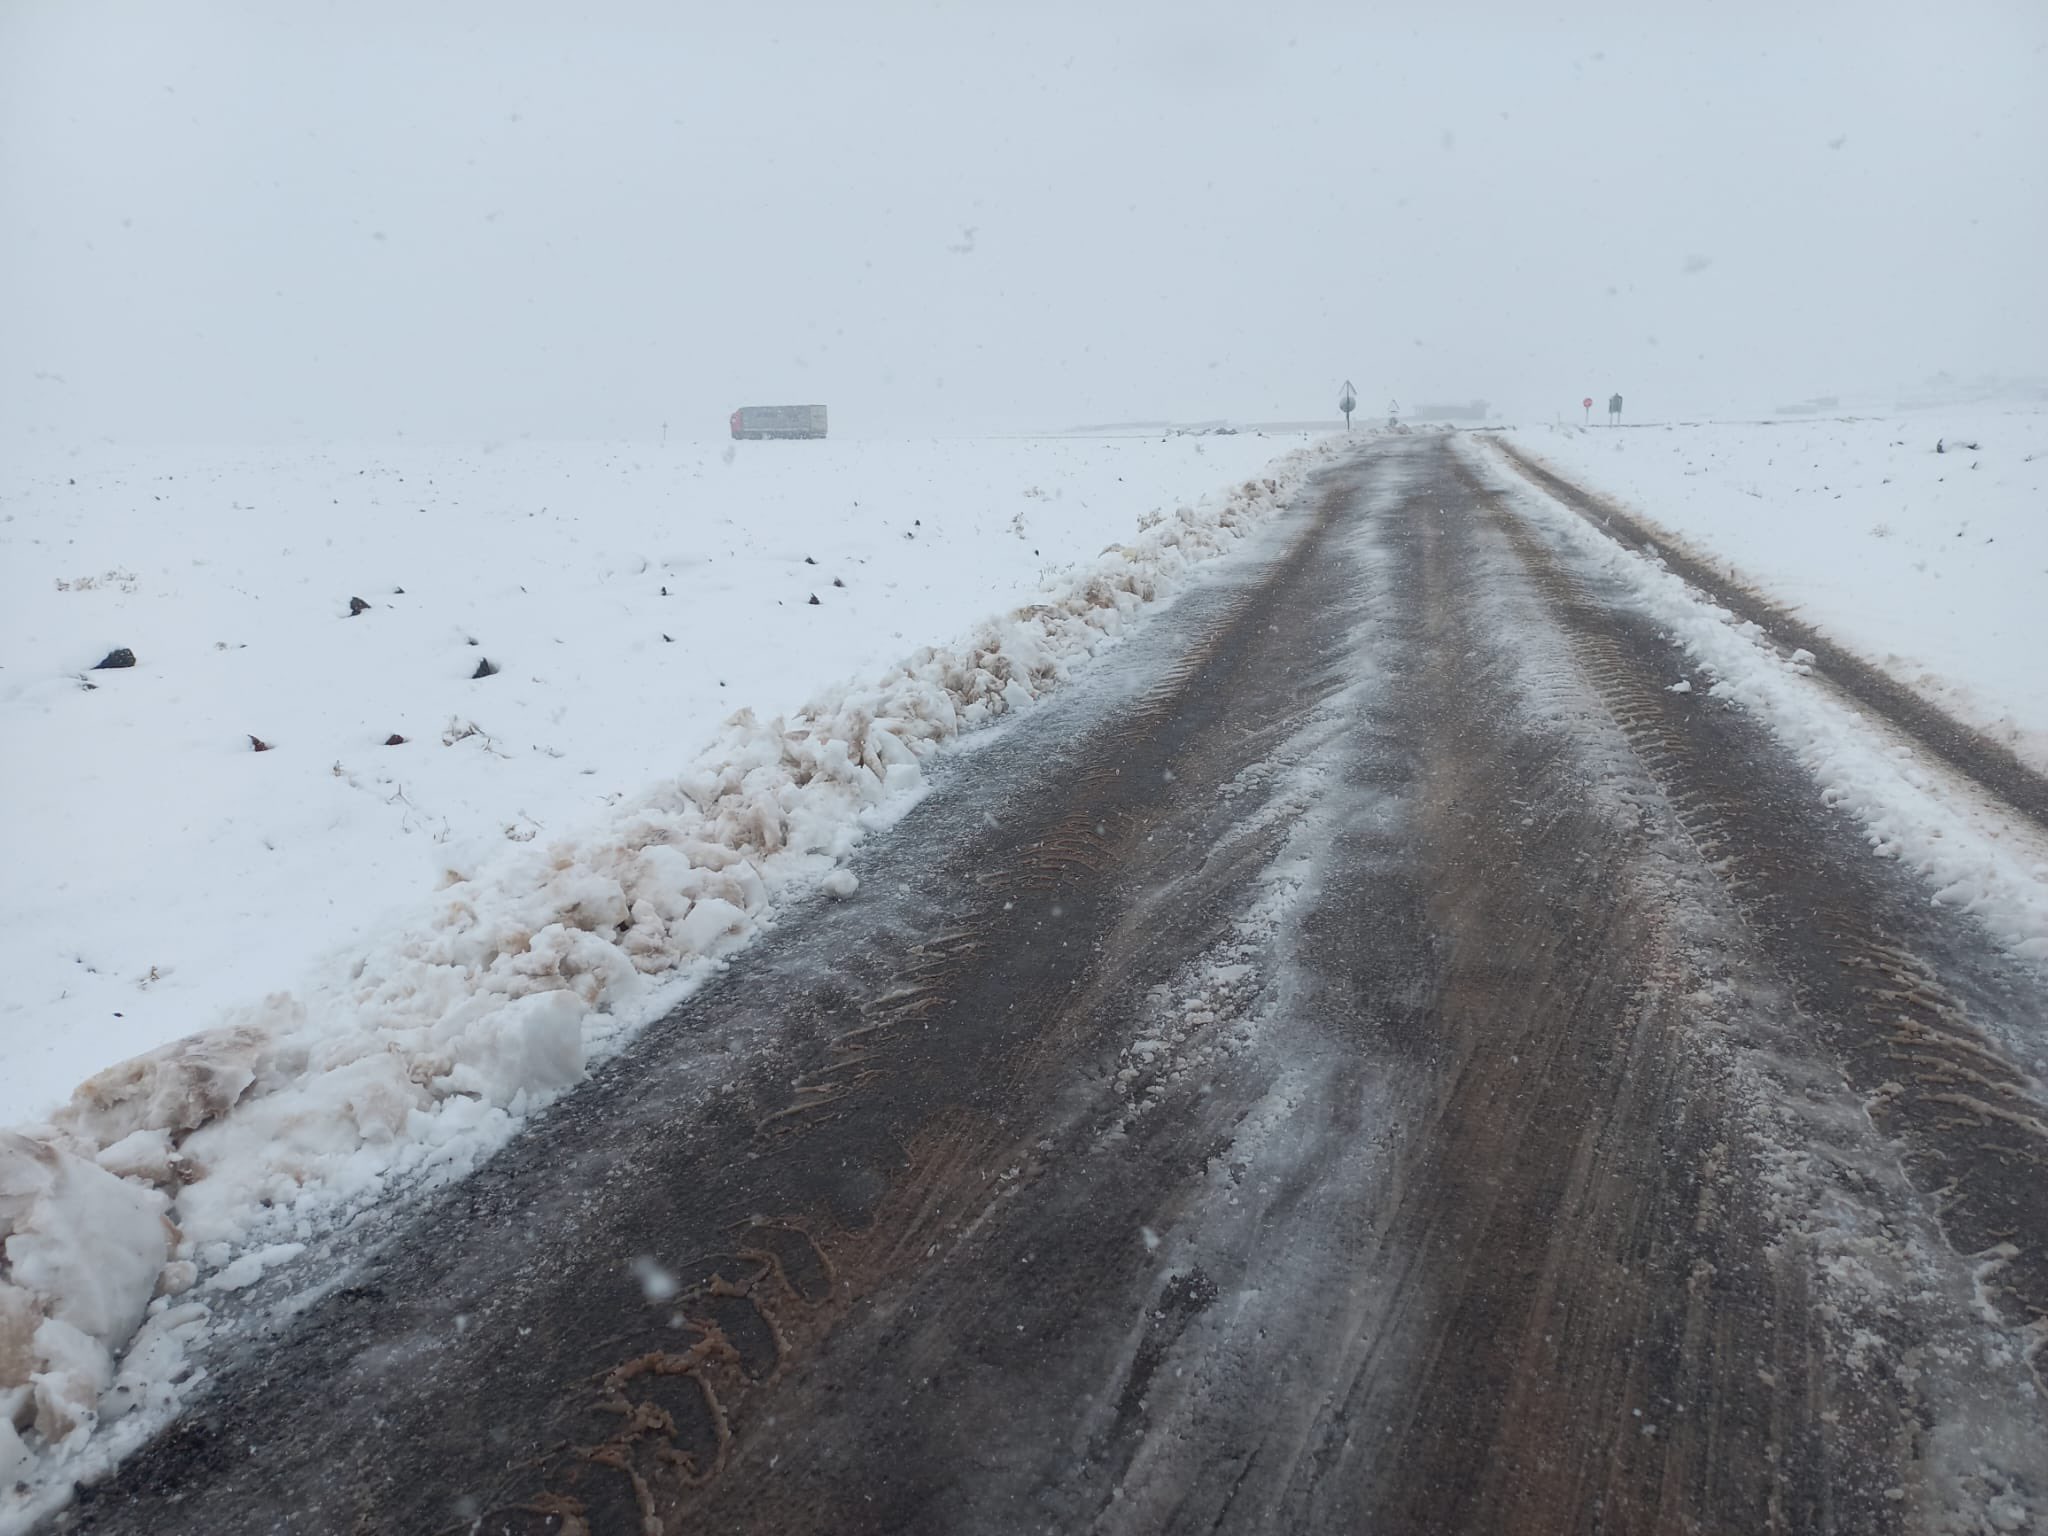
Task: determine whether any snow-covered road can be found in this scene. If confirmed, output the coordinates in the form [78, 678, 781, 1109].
[55, 436, 2048, 1536]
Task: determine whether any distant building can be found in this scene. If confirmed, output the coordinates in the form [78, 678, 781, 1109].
[730, 404, 828, 440]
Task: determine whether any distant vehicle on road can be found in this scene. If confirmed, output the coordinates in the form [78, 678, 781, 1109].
[730, 404, 828, 440]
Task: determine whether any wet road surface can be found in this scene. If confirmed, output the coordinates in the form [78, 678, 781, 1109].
[64, 437, 2048, 1534]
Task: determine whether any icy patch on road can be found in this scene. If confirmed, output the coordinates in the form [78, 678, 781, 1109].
[0, 437, 1349, 1529]
[1109, 856, 1313, 1133]
[1469, 437, 2048, 974]
[1076, 492, 1415, 1521]
[1099, 476, 1404, 1139]
[1745, 1058, 2048, 1535]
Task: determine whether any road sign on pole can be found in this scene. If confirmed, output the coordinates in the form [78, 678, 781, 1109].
[1582, 395, 1593, 425]
[1339, 380, 1357, 431]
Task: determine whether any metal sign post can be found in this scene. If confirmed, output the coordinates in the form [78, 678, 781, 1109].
[1338, 380, 1357, 431]
[1582, 395, 1593, 426]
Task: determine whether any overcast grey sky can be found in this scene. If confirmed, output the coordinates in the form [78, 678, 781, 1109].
[4, 0, 2044, 442]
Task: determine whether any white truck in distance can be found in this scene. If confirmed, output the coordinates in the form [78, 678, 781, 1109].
[730, 403, 828, 439]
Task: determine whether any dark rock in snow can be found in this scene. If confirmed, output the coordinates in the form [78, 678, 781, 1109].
[807, 593, 821, 606]
[249, 735, 273, 752]
[832, 577, 845, 588]
[348, 597, 371, 616]
[393, 586, 405, 594]
[93, 648, 137, 670]
[384, 734, 407, 746]
[804, 555, 817, 565]
[472, 658, 499, 679]
[662, 634, 674, 642]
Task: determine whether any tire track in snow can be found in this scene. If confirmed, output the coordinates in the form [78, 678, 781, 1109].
[1487, 438, 2048, 830]
[1476, 458, 2048, 1344]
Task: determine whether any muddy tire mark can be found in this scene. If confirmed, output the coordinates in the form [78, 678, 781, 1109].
[1488, 438, 2048, 829]
[1474, 459, 2048, 1339]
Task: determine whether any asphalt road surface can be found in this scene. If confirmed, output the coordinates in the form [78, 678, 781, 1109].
[64, 436, 2048, 1535]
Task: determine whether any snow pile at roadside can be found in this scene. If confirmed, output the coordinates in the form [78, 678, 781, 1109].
[0, 433, 1309, 1126]
[1501, 408, 2048, 771]
[0, 433, 1343, 1513]
[1470, 437, 2048, 970]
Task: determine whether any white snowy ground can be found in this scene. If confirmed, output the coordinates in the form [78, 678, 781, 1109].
[1500, 408, 2048, 771]
[0, 433, 1315, 1123]
[0, 429, 1342, 1518]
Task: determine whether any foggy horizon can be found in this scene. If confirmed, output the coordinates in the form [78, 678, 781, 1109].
[4, 0, 2044, 445]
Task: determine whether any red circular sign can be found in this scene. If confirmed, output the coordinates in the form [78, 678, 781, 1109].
[1582, 397, 1594, 408]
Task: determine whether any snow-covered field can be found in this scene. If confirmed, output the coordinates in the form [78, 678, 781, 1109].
[0, 430, 1340, 1516]
[1, 433, 1312, 1122]
[1499, 408, 2048, 771]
